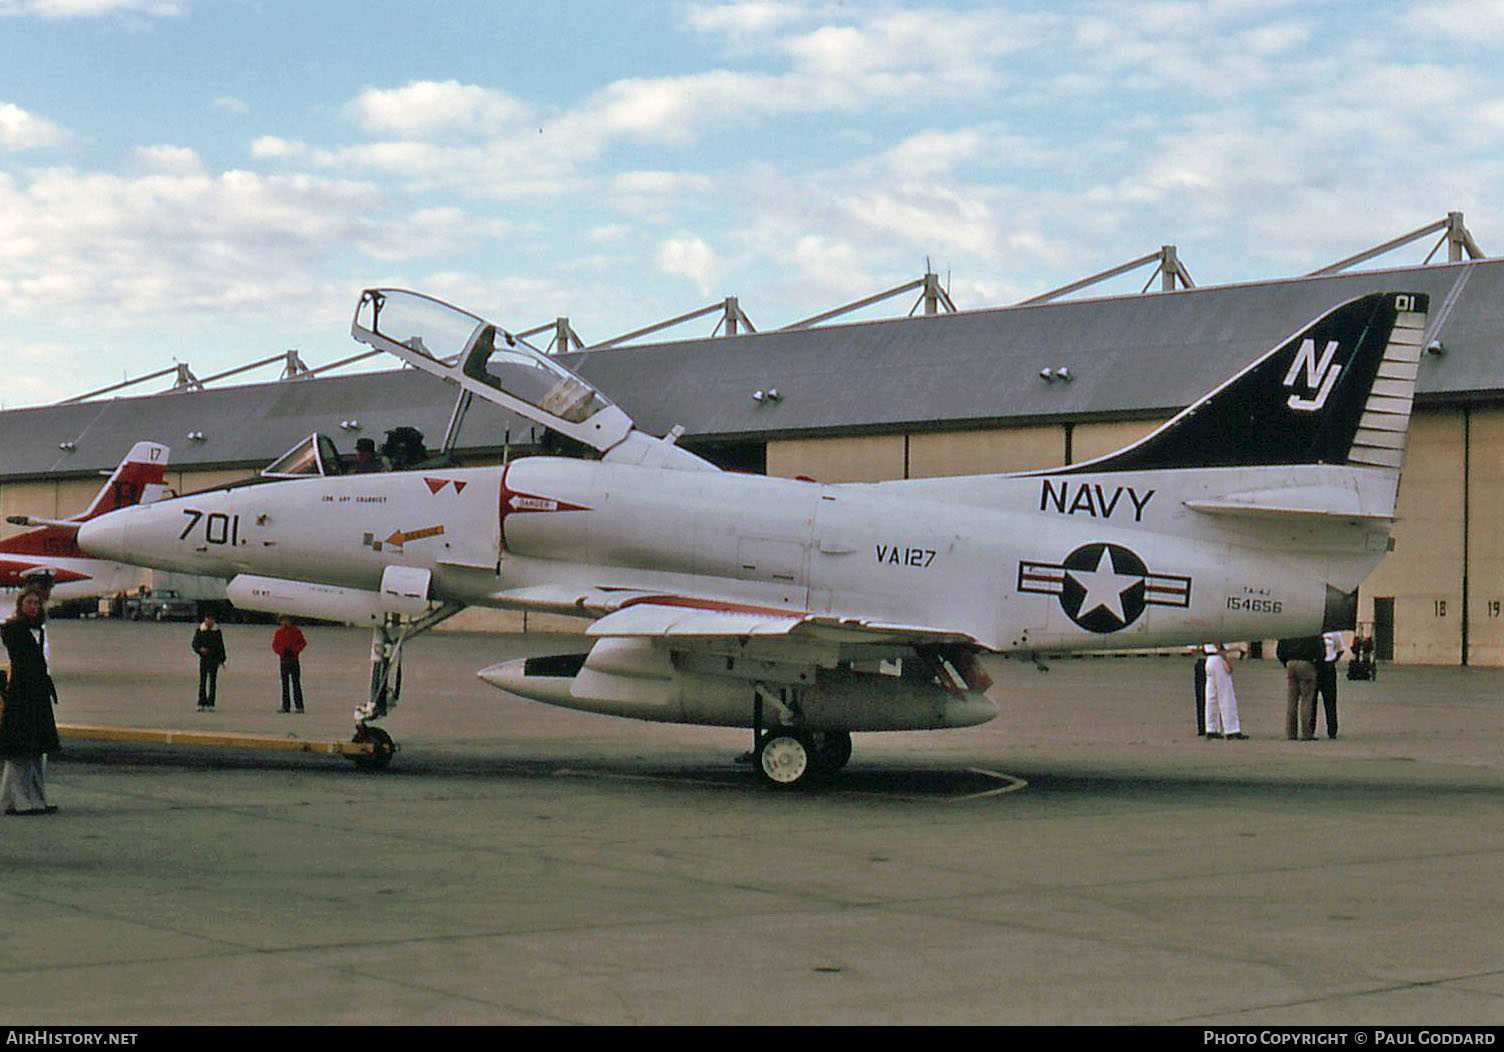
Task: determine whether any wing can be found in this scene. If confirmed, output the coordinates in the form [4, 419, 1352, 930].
[487, 583, 979, 648]
[0, 557, 93, 588]
[478, 587, 997, 729]
[586, 599, 978, 647]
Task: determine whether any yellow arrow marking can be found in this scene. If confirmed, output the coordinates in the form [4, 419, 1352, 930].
[384, 524, 446, 548]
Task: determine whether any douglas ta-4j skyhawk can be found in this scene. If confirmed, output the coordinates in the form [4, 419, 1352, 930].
[79, 288, 1429, 785]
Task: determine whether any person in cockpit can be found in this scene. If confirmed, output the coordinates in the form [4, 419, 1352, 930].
[351, 437, 383, 473]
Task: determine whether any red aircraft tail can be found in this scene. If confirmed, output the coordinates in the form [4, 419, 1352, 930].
[0, 442, 171, 569]
[70, 440, 171, 522]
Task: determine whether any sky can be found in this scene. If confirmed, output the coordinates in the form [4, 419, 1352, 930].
[2, 0, 1503, 407]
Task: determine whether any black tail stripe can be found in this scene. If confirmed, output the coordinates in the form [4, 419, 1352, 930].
[1044, 292, 1426, 475]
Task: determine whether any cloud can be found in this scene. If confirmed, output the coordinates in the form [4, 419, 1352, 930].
[787, 233, 868, 290]
[250, 135, 309, 160]
[130, 144, 205, 175]
[355, 207, 508, 264]
[343, 80, 534, 137]
[10, 0, 1504, 397]
[573, 9, 1035, 143]
[608, 170, 716, 221]
[611, 170, 715, 197]
[0, 352, 78, 406]
[0, 155, 516, 342]
[684, 1, 807, 39]
[1402, 0, 1504, 42]
[779, 9, 1038, 95]
[656, 234, 722, 296]
[0, 102, 69, 150]
[834, 185, 998, 259]
[876, 129, 988, 180]
[0, 165, 394, 317]
[0, 0, 189, 17]
[325, 8, 1045, 190]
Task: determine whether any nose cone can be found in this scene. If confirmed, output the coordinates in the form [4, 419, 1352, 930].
[77, 502, 200, 574]
[76, 507, 137, 562]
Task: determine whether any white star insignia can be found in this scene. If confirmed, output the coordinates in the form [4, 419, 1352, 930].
[1067, 547, 1142, 625]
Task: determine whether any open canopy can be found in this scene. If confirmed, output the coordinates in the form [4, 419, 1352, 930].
[351, 289, 635, 455]
[261, 432, 345, 478]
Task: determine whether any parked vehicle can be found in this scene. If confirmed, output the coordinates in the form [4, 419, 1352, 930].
[123, 589, 198, 621]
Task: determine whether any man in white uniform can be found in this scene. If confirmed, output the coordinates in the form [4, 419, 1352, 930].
[1203, 644, 1246, 741]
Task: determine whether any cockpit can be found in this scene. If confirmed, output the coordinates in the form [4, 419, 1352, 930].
[459, 323, 603, 424]
[260, 429, 432, 480]
[351, 289, 632, 453]
[262, 433, 345, 478]
[349, 287, 716, 473]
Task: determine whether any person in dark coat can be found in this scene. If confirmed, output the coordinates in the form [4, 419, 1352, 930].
[191, 612, 227, 711]
[1, 587, 61, 815]
[1316, 631, 1342, 738]
[1193, 650, 1208, 736]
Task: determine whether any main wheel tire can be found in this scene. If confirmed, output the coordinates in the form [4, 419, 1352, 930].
[757, 731, 813, 789]
[810, 730, 852, 774]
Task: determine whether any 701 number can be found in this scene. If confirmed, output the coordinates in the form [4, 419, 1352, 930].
[179, 509, 241, 546]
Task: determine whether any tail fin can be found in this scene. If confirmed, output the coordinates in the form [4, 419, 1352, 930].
[70, 441, 171, 522]
[1062, 292, 1429, 474]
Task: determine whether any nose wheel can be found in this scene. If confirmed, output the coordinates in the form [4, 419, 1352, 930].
[347, 602, 465, 771]
[350, 724, 397, 770]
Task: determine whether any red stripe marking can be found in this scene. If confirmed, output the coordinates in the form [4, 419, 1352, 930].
[617, 595, 810, 618]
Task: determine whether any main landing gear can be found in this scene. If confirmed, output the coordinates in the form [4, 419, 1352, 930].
[751, 684, 852, 789]
[755, 729, 853, 789]
[348, 602, 464, 771]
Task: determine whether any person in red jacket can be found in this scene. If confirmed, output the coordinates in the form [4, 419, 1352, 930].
[271, 615, 307, 713]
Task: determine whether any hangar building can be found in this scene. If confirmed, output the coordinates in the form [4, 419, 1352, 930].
[3, 230, 1501, 665]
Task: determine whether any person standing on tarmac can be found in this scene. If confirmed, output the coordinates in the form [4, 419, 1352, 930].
[192, 611, 227, 712]
[1193, 649, 1208, 736]
[272, 615, 307, 713]
[1316, 631, 1342, 738]
[1202, 644, 1247, 741]
[1, 587, 61, 815]
[1277, 635, 1323, 741]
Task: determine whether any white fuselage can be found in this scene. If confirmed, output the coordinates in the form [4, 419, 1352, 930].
[76, 455, 1394, 655]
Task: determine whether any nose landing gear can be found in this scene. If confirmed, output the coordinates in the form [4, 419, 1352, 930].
[347, 602, 464, 770]
[350, 724, 397, 771]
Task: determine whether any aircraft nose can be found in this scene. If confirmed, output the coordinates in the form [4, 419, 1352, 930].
[76, 509, 135, 561]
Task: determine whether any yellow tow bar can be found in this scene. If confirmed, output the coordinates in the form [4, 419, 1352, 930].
[56, 723, 397, 770]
